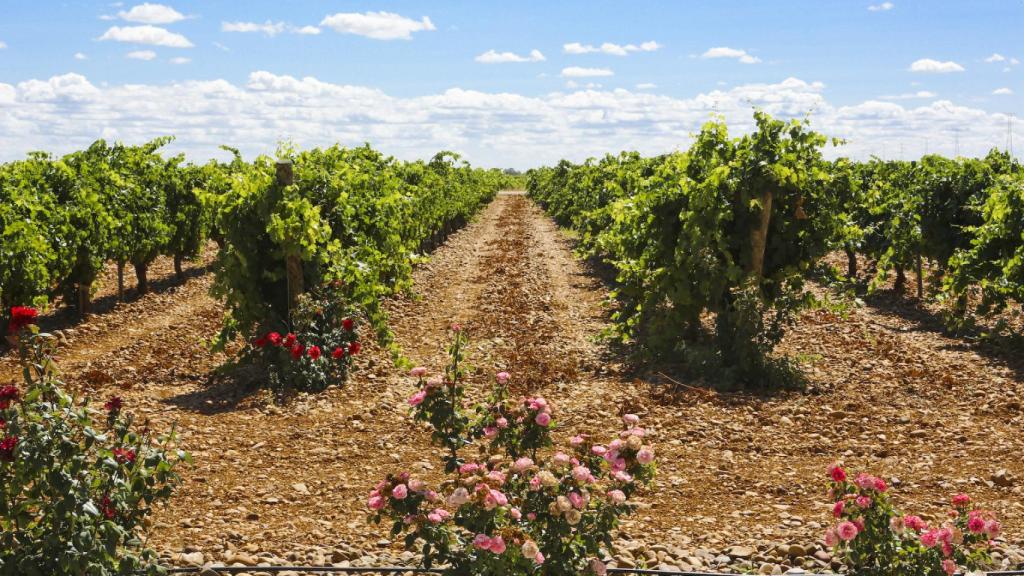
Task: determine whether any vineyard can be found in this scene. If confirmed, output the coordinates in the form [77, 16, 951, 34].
[1, 113, 1024, 576]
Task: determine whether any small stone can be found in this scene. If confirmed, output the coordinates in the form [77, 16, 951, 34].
[727, 545, 755, 558]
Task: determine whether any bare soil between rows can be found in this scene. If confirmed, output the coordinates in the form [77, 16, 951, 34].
[2, 193, 1023, 565]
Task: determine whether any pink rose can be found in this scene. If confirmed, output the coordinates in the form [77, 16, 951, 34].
[941, 559, 956, 576]
[426, 376, 442, 388]
[833, 501, 845, 518]
[496, 371, 510, 384]
[459, 463, 480, 475]
[589, 558, 607, 576]
[890, 515, 905, 533]
[484, 426, 498, 439]
[552, 452, 571, 467]
[591, 445, 607, 456]
[623, 413, 640, 425]
[449, 487, 470, 506]
[410, 366, 427, 377]
[921, 530, 939, 548]
[607, 490, 626, 505]
[570, 435, 586, 447]
[572, 465, 593, 483]
[496, 417, 508, 429]
[513, 457, 534, 472]
[528, 476, 541, 491]
[828, 463, 847, 483]
[392, 484, 408, 500]
[527, 512, 537, 520]
[952, 493, 971, 507]
[367, 496, 384, 510]
[535, 412, 551, 427]
[967, 515, 985, 534]
[488, 535, 506, 554]
[486, 470, 506, 484]
[824, 528, 838, 547]
[473, 534, 491, 550]
[856, 495, 872, 509]
[637, 447, 654, 464]
[985, 519, 1001, 538]
[612, 470, 633, 483]
[408, 479, 426, 492]
[904, 515, 927, 532]
[408, 390, 427, 406]
[510, 507, 522, 520]
[535, 552, 545, 564]
[837, 521, 859, 542]
[569, 491, 585, 509]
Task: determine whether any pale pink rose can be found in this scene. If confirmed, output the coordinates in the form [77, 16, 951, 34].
[426, 490, 440, 502]
[552, 452, 572, 467]
[410, 366, 427, 377]
[459, 463, 480, 475]
[427, 509, 449, 524]
[591, 445, 607, 456]
[985, 519, 1001, 538]
[472, 534, 491, 550]
[607, 490, 626, 505]
[611, 457, 626, 472]
[513, 457, 535, 472]
[488, 535, 506, 554]
[535, 552, 545, 564]
[570, 435, 586, 447]
[490, 489, 508, 506]
[486, 470, 506, 484]
[535, 412, 551, 427]
[426, 376, 442, 388]
[855, 495, 872, 509]
[612, 470, 633, 483]
[589, 558, 607, 576]
[890, 515, 905, 533]
[408, 390, 427, 406]
[449, 487, 470, 506]
[483, 426, 498, 439]
[408, 479, 426, 492]
[637, 447, 654, 464]
[623, 413, 640, 425]
[510, 507, 522, 520]
[941, 559, 956, 576]
[837, 521, 859, 542]
[608, 439, 623, 451]
[529, 476, 542, 491]
[392, 484, 408, 500]
[569, 492, 585, 509]
[496, 417, 509, 429]
[367, 496, 385, 510]
[572, 465, 592, 483]
[527, 512, 537, 520]
[496, 371, 510, 384]
[824, 528, 838, 547]
[521, 540, 539, 559]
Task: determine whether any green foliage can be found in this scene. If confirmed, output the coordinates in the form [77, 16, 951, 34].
[529, 112, 841, 386]
[0, 323, 187, 575]
[210, 145, 506, 350]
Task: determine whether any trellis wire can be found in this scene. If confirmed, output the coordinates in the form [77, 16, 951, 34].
[160, 566, 1024, 576]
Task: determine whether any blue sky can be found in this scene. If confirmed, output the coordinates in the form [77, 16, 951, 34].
[0, 1, 1020, 168]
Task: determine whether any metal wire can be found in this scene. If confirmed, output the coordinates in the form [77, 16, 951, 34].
[160, 565, 1024, 576]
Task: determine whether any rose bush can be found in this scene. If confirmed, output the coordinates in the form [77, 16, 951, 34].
[371, 328, 656, 575]
[824, 463, 998, 576]
[251, 281, 362, 391]
[0, 308, 188, 575]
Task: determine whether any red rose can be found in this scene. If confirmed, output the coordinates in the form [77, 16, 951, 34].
[0, 385, 19, 410]
[267, 332, 283, 346]
[100, 494, 116, 519]
[254, 337, 268, 348]
[104, 396, 124, 413]
[113, 447, 136, 465]
[7, 306, 38, 334]
[290, 343, 305, 360]
[283, 333, 297, 347]
[308, 345, 322, 360]
[0, 436, 18, 461]
[348, 341, 361, 355]
[342, 318, 354, 331]
[331, 347, 345, 360]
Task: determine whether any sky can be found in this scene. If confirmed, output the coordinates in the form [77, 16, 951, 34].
[0, 0, 1021, 169]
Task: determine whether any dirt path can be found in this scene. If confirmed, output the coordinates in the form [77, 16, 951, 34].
[3, 193, 1023, 571]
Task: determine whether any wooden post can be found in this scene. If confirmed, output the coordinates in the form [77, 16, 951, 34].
[748, 190, 773, 278]
[277, 161, 303, 311]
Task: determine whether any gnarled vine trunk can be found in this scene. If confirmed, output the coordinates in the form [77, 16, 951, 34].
[134, 263, 149, 295]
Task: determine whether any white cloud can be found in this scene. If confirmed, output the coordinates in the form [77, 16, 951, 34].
[169, 56, 190, 64]
[319, 11, 435, 40]
[0, 73, 1014, 170]
[99, 25, 193, 48]
[116, 3, 185, 24]
[985, 53, 1006, 63]
[127, 50, 157, 60]
[222, 21, 287, 36]
[992, 87, 1013, 95]
[294, 25, 321, 35]
[563, 41, 660, 56]
[0, 41, 6, 49]
[475, 49, 545, 64]
[868, 2, 894, 11]
[909, 58, 964, 73]
[636, 83, 657, 90]
[701, 46, 761, 64]
[880, 90, 937, 100]
[74, 52, 88, 60]
[561, 67, 614, 78]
